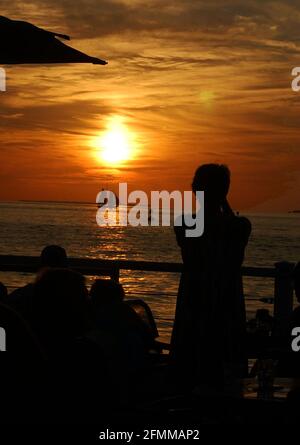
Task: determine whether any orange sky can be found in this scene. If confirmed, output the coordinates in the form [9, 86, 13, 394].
[0, 0, 300, 211]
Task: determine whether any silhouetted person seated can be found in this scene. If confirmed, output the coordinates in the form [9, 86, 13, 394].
[88, 279, 152, 376]
[89, 280, 171, 404]
[278, 262, 300, 377]
[30, 268, 113, 421]
[7, 245, 68, 325]
[170, 163, 251, 391]
[32, 268, 89, 357]
[0, 281, 8, 302]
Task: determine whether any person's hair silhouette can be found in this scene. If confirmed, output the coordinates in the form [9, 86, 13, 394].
[90, 279, 125, 307]
[6, 245, 69, 325]
[192, 163, 230, 198]
[40, 245, 68, 268]
[192, 163, 234, 215]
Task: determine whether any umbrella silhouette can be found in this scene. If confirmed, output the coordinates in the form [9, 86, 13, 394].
[0, 16, 107, 65]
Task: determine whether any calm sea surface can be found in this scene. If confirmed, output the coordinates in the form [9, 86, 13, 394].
[0, 201, 299, 342]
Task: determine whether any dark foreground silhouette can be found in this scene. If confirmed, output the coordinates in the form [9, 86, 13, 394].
[1, 250, 299, 424]
[0, 166, 299, 424]
[0, 247, 166, 422]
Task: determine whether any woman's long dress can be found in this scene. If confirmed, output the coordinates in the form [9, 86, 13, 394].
[170, 213, 251, 388]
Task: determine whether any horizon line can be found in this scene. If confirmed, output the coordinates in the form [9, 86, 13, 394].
[0, 198, 298, 214]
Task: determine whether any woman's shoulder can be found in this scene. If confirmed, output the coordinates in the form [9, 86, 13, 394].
[236, 215, 251, 231]
[226, 215, 252, 239]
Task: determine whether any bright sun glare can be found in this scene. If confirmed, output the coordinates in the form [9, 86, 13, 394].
[91, 117, 134, 165]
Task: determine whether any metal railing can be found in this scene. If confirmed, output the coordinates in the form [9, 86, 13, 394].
[0, 255, 296, 336]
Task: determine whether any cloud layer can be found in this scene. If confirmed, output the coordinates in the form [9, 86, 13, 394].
[0, 0, 300, 209]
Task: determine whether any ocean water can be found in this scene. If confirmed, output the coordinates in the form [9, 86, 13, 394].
[0, 201, 299, 342]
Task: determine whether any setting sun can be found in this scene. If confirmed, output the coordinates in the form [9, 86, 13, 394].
[91, 117, 135, 165]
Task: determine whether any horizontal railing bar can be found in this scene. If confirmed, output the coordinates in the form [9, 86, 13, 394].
[2, 287, 273, 303]
[0, 255, 277, 278]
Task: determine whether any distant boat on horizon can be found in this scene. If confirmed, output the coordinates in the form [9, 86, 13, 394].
[288, 210, 300, 214]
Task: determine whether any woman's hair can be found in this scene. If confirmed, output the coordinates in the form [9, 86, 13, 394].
[192, 163, 230, 202]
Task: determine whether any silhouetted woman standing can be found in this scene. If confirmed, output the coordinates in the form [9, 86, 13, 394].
[170, 164, 251, 390]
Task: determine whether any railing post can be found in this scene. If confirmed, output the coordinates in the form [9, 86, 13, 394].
[273, 261, 295, 337]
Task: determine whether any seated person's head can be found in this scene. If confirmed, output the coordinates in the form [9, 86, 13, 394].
[33, 268, 88, 342]
[294, 262, 300, 302]
[0, 282, 8, 301]
[192, 163, 230, 205]
[40, 245, 68, 269]
[90, 279, 125, 309]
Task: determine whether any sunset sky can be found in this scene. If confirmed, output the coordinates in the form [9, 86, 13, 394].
[0, 0, 300, 211]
